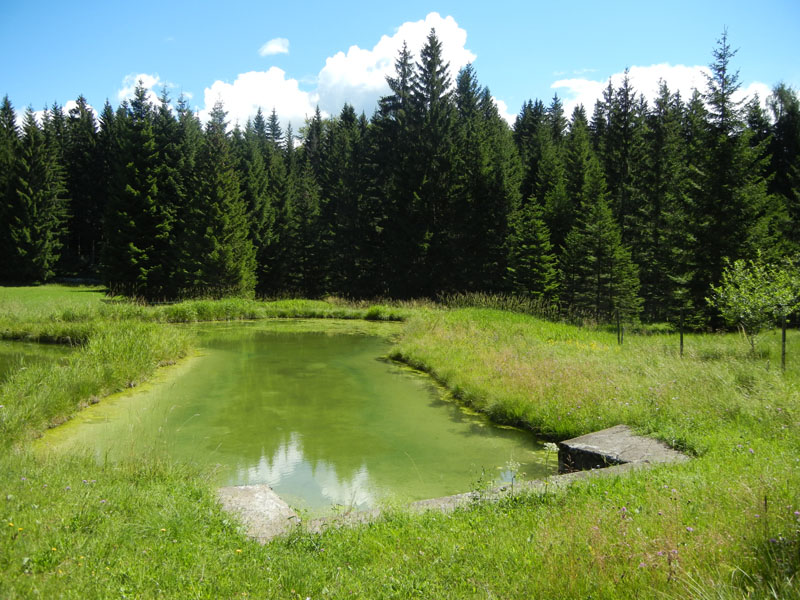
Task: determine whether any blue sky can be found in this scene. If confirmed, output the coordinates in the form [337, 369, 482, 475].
[2, 0, 798, 129]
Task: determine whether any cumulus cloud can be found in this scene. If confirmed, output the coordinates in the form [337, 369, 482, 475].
[315, 12, 476, 116]
[259, 37, 289, 57]
[117, 73, 162, 105]
[552, 64, 770, 118]
[192, 12, 478, 132]
[493, 97, 516, 126]
[198, 67, 319, 132]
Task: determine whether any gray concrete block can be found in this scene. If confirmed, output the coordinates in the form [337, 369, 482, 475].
[558, 424, 689, 473]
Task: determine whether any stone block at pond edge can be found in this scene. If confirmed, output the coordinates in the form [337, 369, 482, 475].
[557, 424, 689, 473]
[217, 484, 300, 542]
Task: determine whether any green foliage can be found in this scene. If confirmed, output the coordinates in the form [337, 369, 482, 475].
[62, 95, 103, 275]
[2, 108, 68, 282]
[707, 254, 800, 352]
[101, 83, 164, 297]
[190, 101, 256, 297]
[506, 201, 558, 300]
[560, 158, 641, 322]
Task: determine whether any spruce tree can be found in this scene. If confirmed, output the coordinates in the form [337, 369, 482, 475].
[5, 109, 68, 282]
[171, 96, 204, 296]
[507, 200, 558, 300]
[638, 83, 693, 321]
[537, 128, 570, 252]
[0, 96, 20, 280]
[411, 28, 457, 294]
[63, 95, 103, 274]
[267, 108, 283, 150]
[598, 72, 649, 246]
[284, 158, 322, 295]
[694, 31, 783, 321]
[560, 106, 593, 254]
[768, 84, 800, 251]
[513, 99, 546, 202]
[318, 103, 369, 294]
[371, 41, 422, 297]
[240, 117, 277, 296]
[193, 101, 256, 296]
[546, 94, 567, 145]
[150, 90, 183, 296]
[101, 84, 163, 298]
[451, 66, 519, 291]
[560, 156, 641, 322]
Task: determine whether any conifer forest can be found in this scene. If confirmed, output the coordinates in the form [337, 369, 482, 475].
[2, 30, 798, 327]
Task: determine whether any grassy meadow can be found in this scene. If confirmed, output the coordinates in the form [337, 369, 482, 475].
[1, 286, 798, 598]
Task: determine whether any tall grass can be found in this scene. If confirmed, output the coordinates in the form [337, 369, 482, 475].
[391, 308, 798, 451]
[0, 321, 192, 447]
[1, 287, 799, 598]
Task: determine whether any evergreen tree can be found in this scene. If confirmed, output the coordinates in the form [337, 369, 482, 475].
[452, 66, 520, 291]
[267, 108, 283, 150]
[507, 201, 558, 300]
[560, 156, 641, 322]
[536, 127, 570, 251]
[768, 84, 800, 250]
[170, 96, 205, 295]
[4, 108, 68, 282]
[598, 71, 649, 245]
[318, 103, 370, 294]
[303, 106, 324, 180]
[150, 90, 183, 296]
[546, 94, 567, 145]
[411, 28, 457, 294]
[63, 95, 103, 274]
[284, 158, 322, 295]
[559, 106, 593, 253]
[513, 99, 546, 205]
[371, 41, 421, 297]
[0, 96, 20, 279]
[101, 84, 165, 298]
[638, 83, 693, 321]
[240, 117, 277, 296]
[693, 31, 783, 320]
[193, 101, 256, 296]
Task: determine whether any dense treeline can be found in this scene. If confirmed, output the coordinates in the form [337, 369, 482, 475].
[1, 30, 798, 325]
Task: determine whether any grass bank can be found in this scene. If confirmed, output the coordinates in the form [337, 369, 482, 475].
[1, 287, 799, 598]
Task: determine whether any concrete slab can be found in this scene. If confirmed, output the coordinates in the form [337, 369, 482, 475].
[558, 424, 689, 473]
[216, 484, 300, 542]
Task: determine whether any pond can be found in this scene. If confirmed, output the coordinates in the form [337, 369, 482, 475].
[0, 340, 73, 383]
[39, 321, 555, 515]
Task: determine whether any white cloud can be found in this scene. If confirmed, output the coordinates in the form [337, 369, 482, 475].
[493, 96, 516, 126]
[551, 63, 770, 119]
[259, 37, 289, 57]
[117, 73, 162, 106]
[198, 67, 320, 132]
[315, 11, 476, 116]
[193, 12, 477, 133]
[738, 81, 772, 107]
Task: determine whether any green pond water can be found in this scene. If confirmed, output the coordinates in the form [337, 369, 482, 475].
[39, 321, 554, 515]
[0, 340, 73, 383]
